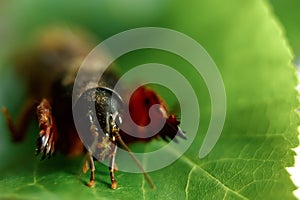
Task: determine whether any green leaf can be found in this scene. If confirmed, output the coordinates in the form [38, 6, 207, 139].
[269, 0, 300, 58]
[0, 0, 299, 199]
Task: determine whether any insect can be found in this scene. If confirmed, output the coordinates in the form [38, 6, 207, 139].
[2, 27, 186, 189]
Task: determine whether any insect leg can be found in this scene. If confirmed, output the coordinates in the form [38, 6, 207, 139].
[2, 98, 36, 142]
[109, 144, 118, 189]
[82, 109, 99, 188]
[83, 150, 96, 188]
[36, 99, 58, 159]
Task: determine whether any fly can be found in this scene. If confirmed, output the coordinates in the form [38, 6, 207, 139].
[2, 26, 186, 189]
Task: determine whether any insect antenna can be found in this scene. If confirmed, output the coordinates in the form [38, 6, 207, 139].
[114, 131, 155, 189]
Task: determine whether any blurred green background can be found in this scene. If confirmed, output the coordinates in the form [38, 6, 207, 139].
[0, 0, 299, 199]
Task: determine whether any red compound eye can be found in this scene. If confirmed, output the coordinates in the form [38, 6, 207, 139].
[120, 86, 186, 144]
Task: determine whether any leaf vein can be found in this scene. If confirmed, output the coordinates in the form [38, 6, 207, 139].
[179, 154, 249, 200]
[185, 166, 196, 200]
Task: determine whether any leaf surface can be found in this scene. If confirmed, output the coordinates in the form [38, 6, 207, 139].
[0, 0, 299, 199]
